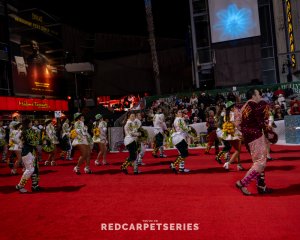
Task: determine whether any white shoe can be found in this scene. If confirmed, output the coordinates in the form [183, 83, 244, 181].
[95, 160, 101, 166]
[11, 169, 17, 175]
[84, 166, 92, 174]
[223, 162, 230, 170]
[16, 185, 28, 193]
[44, 161, 50, 166]
[179, 168, 190, 173]
[50, 161, 57, 166]
[73, 166, 80, 175]
[237, 164, 244, 171]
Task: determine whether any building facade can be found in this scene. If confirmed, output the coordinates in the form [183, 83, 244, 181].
[189, 0, 300, 89]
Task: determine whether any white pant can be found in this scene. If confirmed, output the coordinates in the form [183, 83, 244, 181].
[21, 152, 35, 180]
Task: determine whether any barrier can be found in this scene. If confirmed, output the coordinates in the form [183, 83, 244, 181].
[284, 116, 300, 144]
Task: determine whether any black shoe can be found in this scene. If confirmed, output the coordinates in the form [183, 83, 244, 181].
[267, 157, 273, 161]
[170, 163, 178, 174]
[121, 166, 128, 175]
[215, 156, 222, 164]
[257, 185, 273, 194]
[152, 154, 158, 158]
[31, 185, 42, 192]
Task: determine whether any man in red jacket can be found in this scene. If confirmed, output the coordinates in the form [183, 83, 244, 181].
[236, 89, 272, 196]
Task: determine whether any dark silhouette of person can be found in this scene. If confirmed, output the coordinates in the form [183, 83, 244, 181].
[27, 40, 51, 82]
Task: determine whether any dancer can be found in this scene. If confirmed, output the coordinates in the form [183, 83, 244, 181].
[32, 120, 43, 162]
[135, 112, 147, 166]
[205, 110, 219, 155]
[236, 89, 272, 195]
[0, 120, 8, 163]
[93, 114, 108, 166]
[215, 105, 231, 164]
[152, 108, 168, 158]
[43, 119, 59, 166]
[121, 112, 140, 175]
[72, 113, 92, 174]
[61, 118, 72, 160]
[8, 122, 22, 175]
[170, 109, 191, 173]
[8, 114, 22, 165]
[221, 101, 244, 171]
[16, 118, 40, 193]
[266, 107, 275, 161]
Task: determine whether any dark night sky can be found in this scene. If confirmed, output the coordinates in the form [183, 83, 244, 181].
[14, 0, 190, 39]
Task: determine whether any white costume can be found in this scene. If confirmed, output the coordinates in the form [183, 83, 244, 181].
[124, 119, 139, 146]
[72, 121, 89, 146]
[92, 120, 108, 144]
[46, 123, 59, 145]
[171, 117, 189, 146]
[134, 118, 146, 164]
[153, 113, 167, 135]
[9, 129, 22, 151]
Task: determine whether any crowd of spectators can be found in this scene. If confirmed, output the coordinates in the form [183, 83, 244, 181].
[136, 87, 300, 127]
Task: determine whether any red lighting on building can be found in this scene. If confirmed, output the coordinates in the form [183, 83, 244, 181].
[0, 96, 68, 111]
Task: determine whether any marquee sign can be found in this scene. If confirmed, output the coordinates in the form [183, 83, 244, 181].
[285, 0, 296, 68]
[0, 97, 68, 111]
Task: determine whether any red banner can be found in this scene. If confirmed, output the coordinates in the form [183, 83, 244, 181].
[0, 97, 68, 111]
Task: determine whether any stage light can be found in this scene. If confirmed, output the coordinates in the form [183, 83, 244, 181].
[67, 96, 72, 100]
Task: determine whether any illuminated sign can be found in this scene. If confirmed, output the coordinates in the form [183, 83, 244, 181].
[0, 97, 68, 111]
[286, 0, 296, 68]
[9, 8, 64, 97]
[11, 12, 58, 36]
[209, 0, 261, 43]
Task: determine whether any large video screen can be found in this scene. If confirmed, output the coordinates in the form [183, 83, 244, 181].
[8, 8, 65, 97]
[208, 0, 261, 43]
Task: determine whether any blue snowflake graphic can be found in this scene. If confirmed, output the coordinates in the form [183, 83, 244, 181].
[213, 3, 255, 40]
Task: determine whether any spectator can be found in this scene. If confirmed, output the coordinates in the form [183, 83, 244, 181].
[290, 101, 300, 115]
[190, 93, 198, 106]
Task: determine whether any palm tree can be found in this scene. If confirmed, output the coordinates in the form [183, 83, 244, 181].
[144, 0, 161, 95]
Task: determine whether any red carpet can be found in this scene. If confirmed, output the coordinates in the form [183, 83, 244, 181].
[0, 145, 300, 240]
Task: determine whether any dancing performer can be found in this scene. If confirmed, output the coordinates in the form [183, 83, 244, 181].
[8, 114, 22, 165]
[61, 118, 72, 160]
[170, 109, 191, 173]
[16, 118, 40, 193]
[205, 110, 219, 155]
[43, 119, 59, 166]
[121, 112, 140, 175]
[221, 101, 244, 171]
[135, 112, 148, 166]
[266, 108, 275, 161]
[72, 113, 92, 174]
[8, 122, 22, 175]
[0, 120, 8, 163]
[152, 108, 167, 158]
[236, 89, 272, 195]
[32, 120, 43, 162]
[93, 114, 108, 166]
[215, 105, 231, 164]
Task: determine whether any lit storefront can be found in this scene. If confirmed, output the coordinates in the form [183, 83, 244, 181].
[0, 96, 68, 121]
